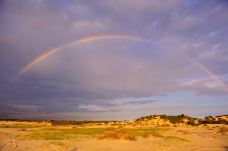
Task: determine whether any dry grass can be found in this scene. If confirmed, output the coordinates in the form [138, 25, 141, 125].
[177, 129, 191, 135]
[148, 132, 163, 138]
[98, 128, 187, 142]
[98, 129, 137, 141]
[142, 134, 149, 138]
[98, 128, 165, 140]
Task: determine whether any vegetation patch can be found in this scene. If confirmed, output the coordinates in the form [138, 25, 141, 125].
[99, 129, 137, 141]
[124, 128, 166, 137]
[0, 123, 41, 128]
[24, 128, 106, 140]
[49, 141, 65, 146]
[22, 127, 167, 141]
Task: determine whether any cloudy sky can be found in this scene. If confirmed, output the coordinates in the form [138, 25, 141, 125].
[0, 0, 228, 120]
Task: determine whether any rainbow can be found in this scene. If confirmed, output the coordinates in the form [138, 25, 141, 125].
[17, 34, 227, 92]
[188, 58, 223, 86]
[18, 34, 151, 75]
[187, 57, 228, 92]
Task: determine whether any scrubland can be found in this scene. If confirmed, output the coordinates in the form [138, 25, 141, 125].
[0, 115, 227, 151]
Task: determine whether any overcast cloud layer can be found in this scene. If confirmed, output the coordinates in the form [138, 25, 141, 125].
[0, 0, 228, 120]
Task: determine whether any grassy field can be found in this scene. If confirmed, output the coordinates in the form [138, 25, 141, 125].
[15, 127, 170, 141]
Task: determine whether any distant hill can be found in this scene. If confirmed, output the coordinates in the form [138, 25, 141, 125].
[202, 115, 228, 124]
[1, 114, 228, 127]
[133, 114, 228, 127]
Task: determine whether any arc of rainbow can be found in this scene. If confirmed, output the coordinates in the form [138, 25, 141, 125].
[18, 34, 151, 75]
[179, 52, 228, 92]
[187, 57, 228, 92]
[17, 34, 227, 93]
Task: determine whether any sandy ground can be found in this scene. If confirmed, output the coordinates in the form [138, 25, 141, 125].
[0, 122, 227, 151]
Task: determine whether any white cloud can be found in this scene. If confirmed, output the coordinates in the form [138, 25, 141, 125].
[78, 104, 110, 111]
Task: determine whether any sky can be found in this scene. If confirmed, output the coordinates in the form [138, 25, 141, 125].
[0, 0, 228, 120]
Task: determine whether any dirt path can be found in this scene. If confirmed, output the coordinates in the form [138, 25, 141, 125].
[191, 145, 228, 151]
[191, 146, 206, 150]
[0, 137, 18, 151]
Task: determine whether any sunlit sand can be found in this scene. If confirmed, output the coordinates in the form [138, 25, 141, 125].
[1, 115, 227, 151]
